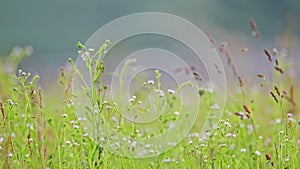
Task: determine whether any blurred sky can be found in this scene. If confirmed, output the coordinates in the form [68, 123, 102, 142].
[0, 0, 299, 82]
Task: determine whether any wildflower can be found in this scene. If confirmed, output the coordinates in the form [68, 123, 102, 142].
[174, 111, 180, 116]
[167, 89, 176, 94]
[247, 125, 254, 132]
[0, 138, 3, 143]
[61, 114, 68, 117]
[128, 98, 135, 103]
[272, 48, 278, 56]
[211, 104, 220, 110]
[78, 117, 86, 121]
[230, 144, 236, 150]
[106, 105, 112, 109]
[224, 121, 231, 128]
[8, 99, 14, 106]
[28, 138, 33, 142]
[88, 48, 94, 52]
[287, 113, 293, 118]
[225, 133, 233, 138]
[83, 133, 88, 137]
[145, 144, 151, 148]
[81, 52, 89, 61]
[8, 153, 13, 157]
[255, 150, 261, 156]
[111, 116, 117, 122]
[147, 80, 154, 85]
[103, 100, 108, 104]
[219, 143, 226, 148]
[131, 141, 137, 147]
[162, 157, 172, 163]
[73, 125, 80, 129]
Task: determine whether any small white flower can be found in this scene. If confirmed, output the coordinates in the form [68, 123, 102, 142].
[224, 121, 231, 128]
[145, 144, 151, 148]
[279, 130, 284, 135]
[78, 117, 86, 121]
[132, 96, 136, 99]
[275, 118, 281, 124]
[83, 133, 89, 137]
[8, 153, 13, 157]
[131, 141, 137, 147]
[225, 133, 233, 138]
[219, 143, 226, 148]
[103, 100, 108, 104]
[272, 48, 278, 56]
[287, 113, 293, 118]
[174, 111, 180, 116]
[25, 154, 30, 158]
[147, 80, 154, 85]
[240, 148, 247, 153]
[61, 114, 68, 117]
[111, 116, 117, 122]
[73, 125, 80, 129]
[66, 140, 71, 144]
[247, 125, 254, 132]
[230, 144, 236, 150]
[128, 98, 135, 103]
[0, 138, 3, 143]
[81, 52, 89, 61]
[211, 104, 220, 110]
[28, 138, 33, 142]
[88, 48, 94, 52]
[106, 105, 112, 109]
[255, 150, 261, 156]
[162, 157, 172, 163]
[167, 89, 176, 94]
[258, 136, 263, 140]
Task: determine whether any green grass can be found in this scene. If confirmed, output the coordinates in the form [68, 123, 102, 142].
[0, 42, 299, 169]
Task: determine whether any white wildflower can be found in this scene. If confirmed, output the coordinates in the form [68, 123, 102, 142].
[167, 89, 176, 94]
[254, 150, 261, 156]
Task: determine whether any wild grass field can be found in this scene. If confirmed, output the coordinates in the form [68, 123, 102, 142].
[0, 39, 299, 169]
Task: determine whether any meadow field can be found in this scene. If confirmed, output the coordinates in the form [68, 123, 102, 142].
[0, 39, 299, 169]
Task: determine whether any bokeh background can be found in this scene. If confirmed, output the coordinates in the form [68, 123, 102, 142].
[1, 0, 299, 85]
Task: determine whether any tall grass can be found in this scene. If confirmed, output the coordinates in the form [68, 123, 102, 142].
[0, 41, 299, 169]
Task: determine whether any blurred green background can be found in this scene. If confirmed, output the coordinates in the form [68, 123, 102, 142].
[0, 0, 299, 82]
